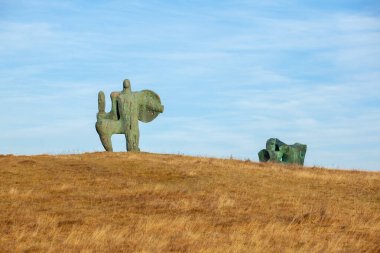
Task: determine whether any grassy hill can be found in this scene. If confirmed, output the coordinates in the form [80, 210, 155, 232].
[0, 152, 379, 252]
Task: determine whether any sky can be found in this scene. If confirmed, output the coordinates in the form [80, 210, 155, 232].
[0, 0, 379, 170]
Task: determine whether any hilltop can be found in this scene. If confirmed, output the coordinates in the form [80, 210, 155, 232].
[0, 152, 379, 252]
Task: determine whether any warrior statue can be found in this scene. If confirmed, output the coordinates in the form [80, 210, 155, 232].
[96, 79, 164, 152]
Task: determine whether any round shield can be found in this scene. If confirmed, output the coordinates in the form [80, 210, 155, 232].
[137, 90, 164, 123]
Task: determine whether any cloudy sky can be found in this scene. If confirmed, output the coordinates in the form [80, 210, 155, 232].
[0, 0, 379, 170]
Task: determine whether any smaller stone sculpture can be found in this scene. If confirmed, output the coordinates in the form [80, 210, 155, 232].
[258, 138, 307, 165]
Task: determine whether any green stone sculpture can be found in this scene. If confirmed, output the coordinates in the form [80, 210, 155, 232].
[258, 138, 307, 165]
[96, 79, 164, 152]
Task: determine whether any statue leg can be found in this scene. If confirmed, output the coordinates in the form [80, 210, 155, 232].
[96, 122, 113, 151]
[99, 133, 113, 152]
[125, 133, 131, 151]
[126, 125, 140, 152]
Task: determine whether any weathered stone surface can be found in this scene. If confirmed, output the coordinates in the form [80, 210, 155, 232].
[258, 138, 307, 165]
[96, 79, 164, 152]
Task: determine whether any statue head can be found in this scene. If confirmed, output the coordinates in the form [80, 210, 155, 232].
[123, 79, 131, 91]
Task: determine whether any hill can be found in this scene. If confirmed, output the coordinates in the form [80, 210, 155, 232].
[0, 152, 379, 252]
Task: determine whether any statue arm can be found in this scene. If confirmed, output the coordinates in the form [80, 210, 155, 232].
[109, 92, 121, 120]
[117, 96, 128, 121]
[97, 91, 106, 120]
[98, 91, 105, 113]
[145, 102, 164, 113]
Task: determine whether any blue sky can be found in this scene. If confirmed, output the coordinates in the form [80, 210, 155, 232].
[0, 0, 379, 170]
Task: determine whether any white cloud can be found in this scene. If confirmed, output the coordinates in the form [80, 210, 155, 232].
[0, 22, 56, 53]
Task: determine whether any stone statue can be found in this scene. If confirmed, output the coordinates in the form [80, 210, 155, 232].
[258, 138, 307, 165]
[96, 79, 164, 152]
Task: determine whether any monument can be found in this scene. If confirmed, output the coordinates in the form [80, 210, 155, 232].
[258, 138, 307, 165]
[96, 79, 164, 152]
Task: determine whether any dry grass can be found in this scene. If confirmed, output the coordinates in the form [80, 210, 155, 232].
[0, 152, 379, 252]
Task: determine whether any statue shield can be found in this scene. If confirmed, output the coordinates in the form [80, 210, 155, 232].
[137, 90, 164, 123]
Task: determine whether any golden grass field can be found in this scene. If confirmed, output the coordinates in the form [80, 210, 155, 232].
[0, 152, 379, 252]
